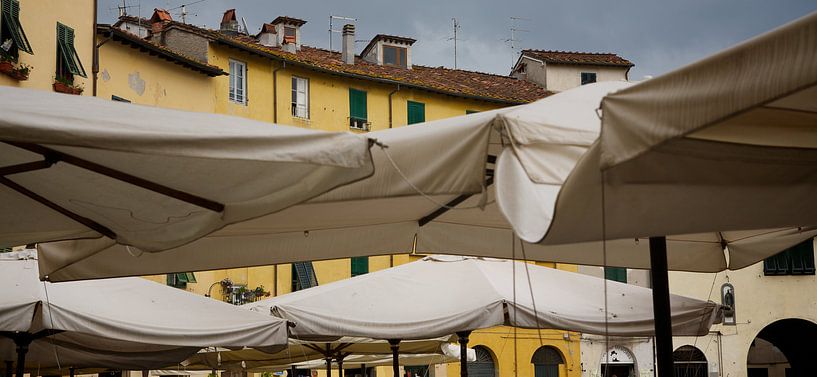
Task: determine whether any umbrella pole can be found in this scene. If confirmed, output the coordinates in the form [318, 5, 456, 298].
[457, 331, 471, 377]
[289, 365, 297, 377]
[70, 368, 76, 377]
[360, 363, 366, 377]
[325, 357, 332, 377]
[388, 339, 400, 377]
[337, 356, 344, 377]
[649, 236, 673, 377]
[5, 361, 12, 377]
[13, 335, 31, 377]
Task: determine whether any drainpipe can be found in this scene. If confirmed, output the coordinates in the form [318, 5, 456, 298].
[92, 0, 98, 96]
[387, 84, 401, 128]
[272, 61, 286, 123]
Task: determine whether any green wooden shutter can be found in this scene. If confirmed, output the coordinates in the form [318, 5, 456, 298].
[407, 101, 425, 125]
[56, 23, 86, 78]
[351, 256, 369, 277]
[604, 267, 627, 283]
[292, 262, 318, 291]
[2, 0, 32, 54]
[349, 88, 367, 121]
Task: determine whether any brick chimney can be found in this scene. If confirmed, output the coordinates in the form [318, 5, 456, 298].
[342, 24, 355, 65]
[257, 23, 277, 47]
[149, 8, 172, 35]
[220, 9, 240, 34]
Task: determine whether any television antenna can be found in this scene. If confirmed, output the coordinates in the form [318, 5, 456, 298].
[108, 0, 138, 17]
[448, 18, 462, 69]
[329, 15, 357, 52]
[168, 0, 206, 24]
[507, 16, 530, 67]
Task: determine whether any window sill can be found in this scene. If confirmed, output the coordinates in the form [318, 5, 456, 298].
[0, 61, 29, 81]
[53, 81, 83, 95]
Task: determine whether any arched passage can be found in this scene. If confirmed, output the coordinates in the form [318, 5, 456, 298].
[531, 346, 565, 377]
[751, 318, 817, 377]
[600, 345, 636, 377]
[673, 345, 707, 377]
[468, 345, 497, 377]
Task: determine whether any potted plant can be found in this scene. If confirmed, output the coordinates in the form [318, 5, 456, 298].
[53, 76, 83, 95]
[8, 63, 31, 80]
[0, 55, 14, 75]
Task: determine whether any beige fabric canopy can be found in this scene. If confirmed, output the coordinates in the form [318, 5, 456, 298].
[243, 256, 722, 339]
[0, 86, 372, 255]
[0, 250, 288, 372]
[38, 73, 816, 280]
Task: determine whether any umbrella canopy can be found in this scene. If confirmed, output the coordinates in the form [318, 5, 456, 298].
[39, 77, 816, 281]
[0, 85, 373, 256]
[180, 337, 454, 371]
[241, 256, 721, 340]
[0, 250, 288, 372]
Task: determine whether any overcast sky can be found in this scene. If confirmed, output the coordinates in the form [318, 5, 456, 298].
[98, 0, 817, 79]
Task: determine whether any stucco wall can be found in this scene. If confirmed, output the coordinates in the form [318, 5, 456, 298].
[0, 0, 93, 94]
[545, 64, 628, 92]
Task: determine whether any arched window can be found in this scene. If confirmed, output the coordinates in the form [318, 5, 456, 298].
[531, 346, 564, 377]
[673, 345, 707, 377]
[468, 345, 497, 377]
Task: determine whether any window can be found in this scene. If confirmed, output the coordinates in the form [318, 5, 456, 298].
[763, 238, 815, 276]
[291, 261, 318, 292]
[721, 283, 736, 325]
[351, 256, 368, 277]
[604, 267, 627, 283]
[0, 0, 32, 58]
[382, 45, 407, 68]
[166, 272, 196, 289]
[349, 88, 368, 130]
[673, 346, 707, 377]
[291, 76, 309, 118]
[111, 95, 131, 103]
[407, 101, 425, 125]
[468, 346, 497, 377]
[229, 59, 247, 104]
[56, 23, 86, 83]
[580, 72, 597, 85]
[283, 26, 296, 44]
[532, 346, 564, 377]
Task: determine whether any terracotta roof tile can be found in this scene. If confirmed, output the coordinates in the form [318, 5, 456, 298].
[271, 16, 307, 27]
[522, 50, 633, 67]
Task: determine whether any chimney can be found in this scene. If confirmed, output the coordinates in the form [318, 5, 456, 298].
[149, 8, 172, 35]
[257, 23, 277, 47]
[220, 9, 240, 34]
[342, 24, 355, 65]
[271, 16, 306, 52]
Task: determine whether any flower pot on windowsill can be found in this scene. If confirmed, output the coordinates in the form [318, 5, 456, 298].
[0, 60, 14, 75]
[7, 69, 28, 81]
[53, 81, 83, 95]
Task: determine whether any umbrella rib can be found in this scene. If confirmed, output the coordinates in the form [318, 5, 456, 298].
[0, 160, 55, 176]
[418, 174, 494, 227]
[5, 142, 225, 212]
[0, 176, 117, 239]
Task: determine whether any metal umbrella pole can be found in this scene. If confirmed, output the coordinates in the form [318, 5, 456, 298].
[388, 339, 400, 377]
[649, 236, 673, 377]
[457, 331, 471, 377]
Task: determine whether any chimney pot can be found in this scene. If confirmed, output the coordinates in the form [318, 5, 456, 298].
[342, 24, 355, 65]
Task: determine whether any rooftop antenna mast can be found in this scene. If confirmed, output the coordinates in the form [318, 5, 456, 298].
[111, 0, 138, 17]
[169, 0, 206, 24]
[507, 16, 530, 68]
[448, 18, 462, 69]
[329, 15, 357, 52]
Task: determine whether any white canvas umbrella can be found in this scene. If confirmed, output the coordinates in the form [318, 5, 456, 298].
[0, 85, 373, 257]
[241, 256, 721, 377]
[0, 250, 288, 376]
[496, 12, 817, 377]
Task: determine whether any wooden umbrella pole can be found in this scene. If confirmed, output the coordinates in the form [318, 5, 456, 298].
[13, 335, 31, 377]
[457, 331, 471, 377]
[649, 236, 674, 377]
[325, 357, 332, 377]
[388, 339, 400, 377]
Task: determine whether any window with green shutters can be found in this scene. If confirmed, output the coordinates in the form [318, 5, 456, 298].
[764, 238, 815, 276]
[349, 88, 368, 130]
[292, 262, 319, 291]
[0, 0, 33, 57]
[407, 100, 425, 125]
[166, 272, 196, 289]
[55, 22, 86, 82]
[604, 267, 627, 283]
[351, 256, 369, 277]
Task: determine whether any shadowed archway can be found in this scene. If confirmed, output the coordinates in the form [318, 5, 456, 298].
[752, 318, 817, 377]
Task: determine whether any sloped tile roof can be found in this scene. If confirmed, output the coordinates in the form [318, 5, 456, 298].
[522, 50, 633, 67]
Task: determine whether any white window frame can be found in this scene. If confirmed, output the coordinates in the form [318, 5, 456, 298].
[291, 76, 309, 119]
[229, 59, 247, 105]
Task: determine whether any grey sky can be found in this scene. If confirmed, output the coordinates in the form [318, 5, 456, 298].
[98, 0, 817, 79]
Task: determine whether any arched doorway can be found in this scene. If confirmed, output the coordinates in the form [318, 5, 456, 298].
[468, 345, 497, 377]
[673, 345, 707, 377]
[600, 345, 636, 377]
[531, 346, 565, 377]
[751, 318, 817, 377]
